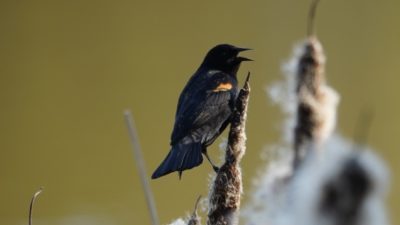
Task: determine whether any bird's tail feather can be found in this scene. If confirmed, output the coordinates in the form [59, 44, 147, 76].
[151, 142, 203, 179]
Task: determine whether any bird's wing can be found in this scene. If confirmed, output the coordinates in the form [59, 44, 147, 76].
[170, 71, 237, 145]
[174, 70, 205, 118]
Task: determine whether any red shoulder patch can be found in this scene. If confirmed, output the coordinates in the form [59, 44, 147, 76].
[212, 82, 233, 92]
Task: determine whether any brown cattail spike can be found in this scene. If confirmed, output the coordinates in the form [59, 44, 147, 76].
[293, 37, 330, 169]
[207, 73, 250, 225]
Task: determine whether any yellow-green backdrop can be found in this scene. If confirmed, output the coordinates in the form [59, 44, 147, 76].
[0, 0, 399, 224]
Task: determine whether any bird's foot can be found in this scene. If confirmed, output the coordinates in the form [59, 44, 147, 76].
[204, 151, 220, 173]
[212, 166, 220, 173]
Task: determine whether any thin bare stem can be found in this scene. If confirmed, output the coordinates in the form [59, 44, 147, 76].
[29, 187, 43, 225]
[187, 195, 202, 225]
[193, 195, 202, 214]
[307, 0, 322, 37]
[124, 111, 159, 225]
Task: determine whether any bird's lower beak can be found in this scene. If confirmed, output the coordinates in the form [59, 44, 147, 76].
[237, 56, 253, 62]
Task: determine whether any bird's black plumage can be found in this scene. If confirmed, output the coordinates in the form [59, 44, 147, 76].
[151, 44, 251, 179]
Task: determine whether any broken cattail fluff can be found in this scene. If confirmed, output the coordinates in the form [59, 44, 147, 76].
[276, 134, 390, 225]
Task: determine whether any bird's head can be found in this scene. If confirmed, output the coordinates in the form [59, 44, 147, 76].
[201, 44, 252, 74]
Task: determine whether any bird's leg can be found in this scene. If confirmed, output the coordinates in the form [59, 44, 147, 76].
[203, 151, 219, 172]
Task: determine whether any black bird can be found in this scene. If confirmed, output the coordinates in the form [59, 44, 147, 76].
[151, 44, 251, 179]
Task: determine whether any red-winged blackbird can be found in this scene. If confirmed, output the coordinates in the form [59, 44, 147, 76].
[151, 44, 251, 179]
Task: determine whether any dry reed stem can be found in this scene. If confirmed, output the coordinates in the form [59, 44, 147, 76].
[207, 73, 250, 225]
[29, 187, 43, 225]
[124, 111, 160, 225]
[187, 196, 202, 225]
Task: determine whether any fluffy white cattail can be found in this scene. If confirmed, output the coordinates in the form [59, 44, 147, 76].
[207, 74, 250, 225]
[268, 37, 339, 164]
[291, 37, 339, 168]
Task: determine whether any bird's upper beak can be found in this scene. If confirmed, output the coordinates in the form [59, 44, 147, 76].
[234, 47, 252, 52]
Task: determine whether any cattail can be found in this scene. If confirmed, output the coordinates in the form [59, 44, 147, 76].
[207, 73, 250, 225]
[291, 0, 339, 169]
[293, 36, 339, 168]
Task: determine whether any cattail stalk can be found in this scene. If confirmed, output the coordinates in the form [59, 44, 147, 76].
[292, 0, 339, 170]
[207, 73, 250, 225]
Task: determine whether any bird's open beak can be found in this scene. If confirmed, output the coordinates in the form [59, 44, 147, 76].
[235, 47, 253, 61]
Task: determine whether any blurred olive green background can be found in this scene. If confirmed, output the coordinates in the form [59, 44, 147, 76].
[1, 0, 399, 224]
